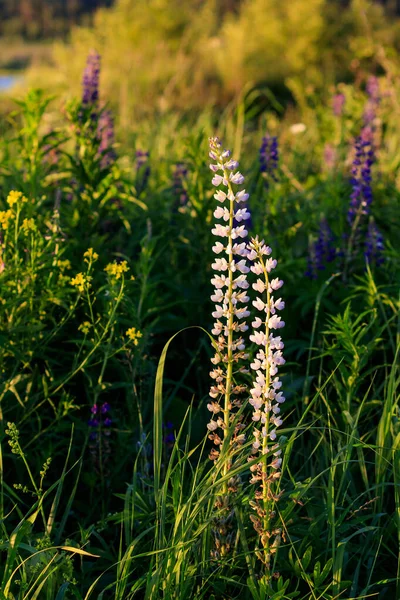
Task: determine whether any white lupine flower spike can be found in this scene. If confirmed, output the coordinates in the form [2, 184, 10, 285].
[207, 136, 251, 560]
[247, 235, 286, 574]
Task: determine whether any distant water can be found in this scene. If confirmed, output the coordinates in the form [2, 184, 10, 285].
[0, 74, 22, 92]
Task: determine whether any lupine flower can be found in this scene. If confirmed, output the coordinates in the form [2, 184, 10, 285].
[97, 109, 116, 168]
[332, 93, 346, 118]
[88, 402, 112, 474]
[135, 149, 151, 194]
[348, 128, 374, 226]
[172, 163, 189, 209]
[246, 236, 285, 570]
[364, 76, 380, 127]
[208, 136, 251, 558]
[364, 219, 384, 266]
[82, 50, 101, 108]
[259, 134, 279, 181]
[163, 421, 176, 446]
[305, 218, 336, 279]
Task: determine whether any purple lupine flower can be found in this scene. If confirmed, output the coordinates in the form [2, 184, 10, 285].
[172, 163, 189, 208]
[305, 218, 336, 279]
[364, 219, 384, 266]
[163, 422, 175, 446]
[348, 127, 374, 226]
[366, 76, 380, 103]
[332, 93, 346, 118]
[259, 134, 279, 181]
[82, 50, 101, 108]
[97, 109, 116, 169]
[135, 149, 150, 194]
[364, 76, 380, 127]
[101, 402, 111, 414]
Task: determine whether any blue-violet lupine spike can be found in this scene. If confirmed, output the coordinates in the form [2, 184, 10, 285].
[172, 163, 189, 208]
[82, 50, 101, 108]
[348, 128, 374, 226]
[97, 109, 116, 168]
[259, 134, 279, 181]
[135, 149, 150, 194]
[364, 219, 384, 266]
[305, 219, 336, 279]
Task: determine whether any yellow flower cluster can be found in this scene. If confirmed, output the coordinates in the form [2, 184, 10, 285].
[57, 259, 71, 271]
[84, 248, 99, 263]
[78, 321, 92, 334]
[7, 190, 28, 207]
[0, 210, 13, 231]
[70, 272, 89, 293]
[22, 218, 35, 233]
[104, 260, 129, 280]
[126, 327, 143, 345]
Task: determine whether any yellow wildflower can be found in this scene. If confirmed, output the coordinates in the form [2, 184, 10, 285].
[0, 210, 13, 230]
[105, 260, 129, 280]
[84, 248, 99, 263]
[57, 259, 71, 271]
[126, 327, 143, 345]
[78, 321, 92, 334]
[7, 190, 28, 207]
[22, 218, 35, 233]
[70, 272, 88, 293]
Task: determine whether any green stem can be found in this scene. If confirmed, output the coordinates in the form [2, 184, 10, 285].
[222, 169, 235, 495]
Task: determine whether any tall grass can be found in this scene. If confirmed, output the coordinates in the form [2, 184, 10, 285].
[0, 56, 399, 598]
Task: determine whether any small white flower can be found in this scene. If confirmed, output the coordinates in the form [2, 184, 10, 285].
[214, 190, 227, 203]
[250, 262, 264, 275]
[253, 279, 266, 293]
[253, 297, 265, 311]
[265, 258, 277, 272]
[230, 171, 245, 184]
[290, 122, 306, 134]
[212, 174, 224, 186]
[210, 289, 223, 302]
[252, 317, 263, 329]
[210, 274, 227, 288]
[270, 278, 284, 291]
[225, 159, 239, 170]
[207, 420, 218, 431]
[232, 242, 247, 256]
[235, 260, 249, 274]
[233, 275, 250, 289]
[211, 258, 229, 272]
[211, 224, 230, 238]
[235, 188, 248, 201]
[234, 208, 251, 222]
[231, 225, 248, 239]
[268, 315, 285, 329]
[212, 242, 225, 254]
[250, 331, 266, 346]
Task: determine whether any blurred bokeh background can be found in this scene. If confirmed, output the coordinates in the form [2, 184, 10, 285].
[2, 0, 400, 125]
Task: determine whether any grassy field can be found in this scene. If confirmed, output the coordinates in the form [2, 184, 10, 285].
[0, 4, 399, 599]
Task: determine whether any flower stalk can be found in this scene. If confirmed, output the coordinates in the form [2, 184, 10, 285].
[247, 236, 286, 575]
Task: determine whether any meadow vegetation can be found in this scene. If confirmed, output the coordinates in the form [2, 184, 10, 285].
[0, 1, 399, 599]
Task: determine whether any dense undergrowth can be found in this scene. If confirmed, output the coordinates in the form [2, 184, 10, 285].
[0, 49, 399, 600]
